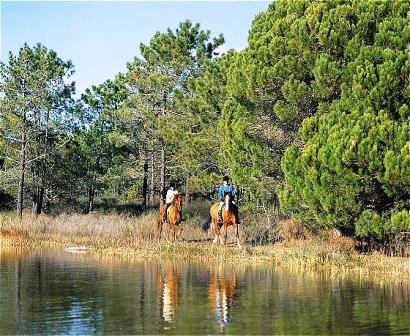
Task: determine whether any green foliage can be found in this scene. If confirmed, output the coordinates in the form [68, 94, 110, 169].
[172, 51, 237, 192]
[0, 43, 75, 208]
[125, 20, 225, 193]
[79, 78, 131, 209]
[220, 98, 273, 200]
[277, 0, 410, 238]
[355, 210, 410, 240]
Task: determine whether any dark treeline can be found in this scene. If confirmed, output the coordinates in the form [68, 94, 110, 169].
[0, 0, 409, 244]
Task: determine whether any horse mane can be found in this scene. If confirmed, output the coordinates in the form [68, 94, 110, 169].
[171, 193, 182, 206]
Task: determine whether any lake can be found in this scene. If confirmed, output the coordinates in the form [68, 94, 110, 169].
[0, 246, 408, 335]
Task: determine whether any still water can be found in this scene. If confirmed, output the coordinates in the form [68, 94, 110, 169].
[0, 246, 409, 335]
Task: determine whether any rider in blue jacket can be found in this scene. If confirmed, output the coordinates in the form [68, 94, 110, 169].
[217, 176, 240, 224]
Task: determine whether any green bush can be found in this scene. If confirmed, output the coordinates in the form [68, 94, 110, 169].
[355, 210, 410, 240]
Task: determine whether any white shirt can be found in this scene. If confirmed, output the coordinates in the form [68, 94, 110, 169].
[166, 188, 178, 204]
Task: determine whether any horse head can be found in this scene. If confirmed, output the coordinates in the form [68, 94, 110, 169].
[172, 193, 182, 212]
[223, 192, 232, 212]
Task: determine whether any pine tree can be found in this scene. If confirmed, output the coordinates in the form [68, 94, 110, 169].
[80, 79, 127, 212]
[125, 20, 224, 204]
[0, 43, 75, 218]
[276, 0, 410, 239]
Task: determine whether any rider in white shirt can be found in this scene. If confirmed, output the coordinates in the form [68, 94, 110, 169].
[163, 182, 178, 223]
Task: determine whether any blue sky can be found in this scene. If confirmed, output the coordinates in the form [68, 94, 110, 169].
[2, 1, 269, 96]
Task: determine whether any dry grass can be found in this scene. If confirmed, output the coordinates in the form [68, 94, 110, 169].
[0, 211, 409, 281]
[271, 219, 312, 242]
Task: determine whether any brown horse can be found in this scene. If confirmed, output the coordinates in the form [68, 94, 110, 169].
[157, 194, 183, 241]
[203, 193, 241, 247]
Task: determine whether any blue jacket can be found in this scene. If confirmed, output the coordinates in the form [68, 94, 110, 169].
[218, 184, 236, 201]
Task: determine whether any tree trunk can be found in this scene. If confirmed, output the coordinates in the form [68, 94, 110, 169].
[17, 131, 27, 220]
[32, 187, 44, 217]
[32, 107, 49, 217]
[85, 171, 97, 214]
[85, 149, 101, 214]
[36, 187, 44, 214]
[142, 157, 148, 210]
[87, 183, 95, 213]
[185, 175, 190, 204]
[149, 149, 155, 205]
[44, 191, 51, 213]
[160, 142, 166, 206]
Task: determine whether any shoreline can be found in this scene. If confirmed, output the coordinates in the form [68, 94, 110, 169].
[0, 211, 408, 282]
[1, 229, 408, 283]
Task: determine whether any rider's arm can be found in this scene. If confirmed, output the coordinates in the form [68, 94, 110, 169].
[218, 186, 224, 201]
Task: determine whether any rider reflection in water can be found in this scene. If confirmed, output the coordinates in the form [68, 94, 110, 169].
[217, 176, 240, 224]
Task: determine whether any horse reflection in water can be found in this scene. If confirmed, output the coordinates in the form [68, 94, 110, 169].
[208, 266, 237, 333]
[156, 263, 180, 325]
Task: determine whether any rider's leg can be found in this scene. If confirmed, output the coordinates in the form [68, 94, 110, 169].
[218, 201, 224, 223]
[163, 203, 171, 223]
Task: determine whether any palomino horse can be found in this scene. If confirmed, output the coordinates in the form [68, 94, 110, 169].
[202, 193, 241, 247]
[157, 194, 183, 241]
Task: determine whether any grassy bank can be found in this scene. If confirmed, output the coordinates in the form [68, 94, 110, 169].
[0, 210, 409, 281]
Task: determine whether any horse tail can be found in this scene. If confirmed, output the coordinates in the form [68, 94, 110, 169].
[202, 212, 211, 232]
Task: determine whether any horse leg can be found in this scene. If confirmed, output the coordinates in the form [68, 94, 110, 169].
[223, 223, 228, 246]
[167, 222, 172, 241]
[157, 219, 163, 240]
[234, 222, 241, 248]
[165, 221, 170, 241]
[218, 224, 223, 245]
[212, 219, 221, 244]
[178, 223, 184, 240]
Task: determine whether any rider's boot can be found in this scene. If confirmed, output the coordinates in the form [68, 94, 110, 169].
[218, 208, 223, 224]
